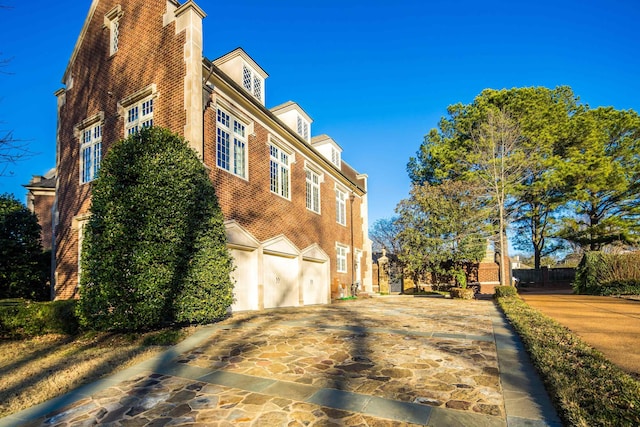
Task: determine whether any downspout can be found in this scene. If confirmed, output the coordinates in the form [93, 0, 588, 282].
[350, 191, 355, 295]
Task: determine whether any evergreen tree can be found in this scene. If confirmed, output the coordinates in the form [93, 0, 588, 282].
[0, 193, 49, 300]
[77, 127, 234, 330]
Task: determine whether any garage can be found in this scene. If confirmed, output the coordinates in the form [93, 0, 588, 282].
[302, 244, 330, 305]
[225, 221, 260, 312]
[262, 235, 300, 309]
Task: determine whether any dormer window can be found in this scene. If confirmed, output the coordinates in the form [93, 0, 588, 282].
[297, 115, 310, 141]
[242, 65, 263, 102]
[331, 147, 341, 167]
[213, 48, 268, 106]
[105, 5, 123, 56]
[271, 101, 312, 142]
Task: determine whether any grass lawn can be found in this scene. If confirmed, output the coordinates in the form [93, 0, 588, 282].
[497, 294, 640, 427]
[0, 327, 195, 418]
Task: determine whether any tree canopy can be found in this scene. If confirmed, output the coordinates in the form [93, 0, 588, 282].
[77, 127, 234, 330]
[0, 193, 49, 300]
[406, 86, 640, 266]
[558, 107, 640, 250]
[396, 180, 490, 287]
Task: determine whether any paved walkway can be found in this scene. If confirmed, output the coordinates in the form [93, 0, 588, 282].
[0, 296, 561, 427]
[520, 290, 640, 376]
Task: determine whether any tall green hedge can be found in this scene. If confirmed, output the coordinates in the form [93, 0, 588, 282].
[574, 252, 640, 295]
[77, 128, 234, 331]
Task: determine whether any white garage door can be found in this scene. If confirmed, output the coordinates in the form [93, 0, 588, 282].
[229, 248, 259, 312]
[302, 259, 328, 305]
[263, 254, 299, 308]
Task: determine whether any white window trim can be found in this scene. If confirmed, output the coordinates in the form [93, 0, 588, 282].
[242, 63, 264, 102]
[336, 243, 350, 273]
[268, 136, 294, 201]
[296, 115, 310, 142]
[104, 5, 123, 56]
[125, 96, 154, 136]
[75, 112, 104, 185]
[305, 162, 323, 214]
[216, 106, 249, 180]
[335, 184, 348, 226]
[118, 84, 158, 136]
[331, 146, 341, 167]
[74, 214, 91, 286]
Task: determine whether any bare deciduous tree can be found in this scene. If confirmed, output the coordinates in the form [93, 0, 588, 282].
[470, 108, 528, 285]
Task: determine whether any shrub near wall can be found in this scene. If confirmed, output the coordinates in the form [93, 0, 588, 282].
[0, 300, 79, 338]
[77, 128, 234, 331]
[574, 252, 640, 295]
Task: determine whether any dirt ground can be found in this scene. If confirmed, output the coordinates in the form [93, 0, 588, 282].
[520, 288, 640, 377]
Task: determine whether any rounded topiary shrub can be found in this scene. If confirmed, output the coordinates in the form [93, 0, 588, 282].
[77, 127, 234, 331]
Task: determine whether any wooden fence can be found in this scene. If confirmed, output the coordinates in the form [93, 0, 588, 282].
[513, 267, 576, 287]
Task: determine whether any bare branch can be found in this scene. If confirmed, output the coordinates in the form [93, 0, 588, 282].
[0, 129, 35, 177]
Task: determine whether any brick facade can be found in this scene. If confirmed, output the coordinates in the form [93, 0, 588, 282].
[24, 171, 56, 251]
[51, 0, 372, 306]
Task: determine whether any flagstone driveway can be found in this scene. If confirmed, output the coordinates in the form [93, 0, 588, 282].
[2, 296, 560, 427]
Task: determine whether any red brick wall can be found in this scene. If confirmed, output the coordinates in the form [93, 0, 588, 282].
[55, 0, 187, 299]
[204, 107, 366, 295]
[55, 1, 369, 300]
[32, 193, 55, 251]
[477, 262, 500, 283]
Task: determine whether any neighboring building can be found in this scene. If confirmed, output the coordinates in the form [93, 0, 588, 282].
[50, 0, 372, 310]
[23, 168, 56, 251]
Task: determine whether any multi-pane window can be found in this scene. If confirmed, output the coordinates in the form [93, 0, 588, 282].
[306, 169, 320, 213]
[297, 115, 309, 141]
[336, 244, 348, 273]
[217, 108, 247, 178]
[331, 147, 341, 167]
[336, 187, 347, 226]
[125, 98, 153, 135]
[105, 6, 122, 56]
[242, 65, 263, 101]
[270, 145, 290, 199]
[80, 123, 102, 184]
[253, 77, 262, 99]
[110, 17, 120, 55]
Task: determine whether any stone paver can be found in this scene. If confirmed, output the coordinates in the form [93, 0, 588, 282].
[0, 296, 560, 427]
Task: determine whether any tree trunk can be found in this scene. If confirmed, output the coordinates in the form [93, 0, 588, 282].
[590, 207, 600, 251]
[498, 205, 508, 286]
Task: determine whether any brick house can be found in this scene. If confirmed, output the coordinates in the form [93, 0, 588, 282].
[23, 168, 56, 251]
[50, 0, 372, 310]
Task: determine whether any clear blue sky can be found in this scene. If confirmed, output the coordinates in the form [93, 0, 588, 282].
[1, 0, 639, 230]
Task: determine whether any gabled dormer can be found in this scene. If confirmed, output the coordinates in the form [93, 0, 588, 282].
[311, 134, 342, 168]
[270, 101, 313, 143]
[213, 48, 268, 105]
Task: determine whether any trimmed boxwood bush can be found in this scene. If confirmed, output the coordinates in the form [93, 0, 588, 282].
[77, 128, 234, 331]
[574, 252, 640, 295]
[0, 299, 79, 338]
[493, 285, 517, 298]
